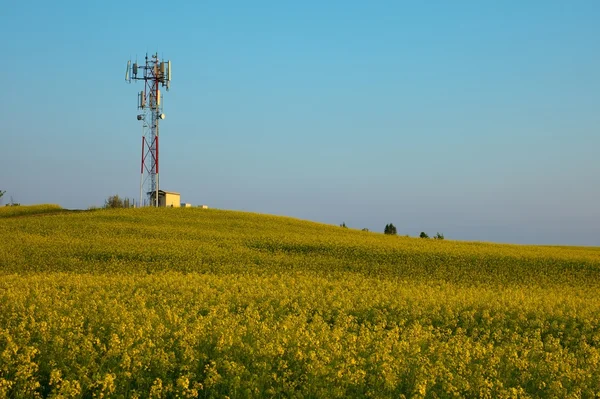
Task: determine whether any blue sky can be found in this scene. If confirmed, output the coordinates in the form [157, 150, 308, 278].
[1, 1, 599, 245]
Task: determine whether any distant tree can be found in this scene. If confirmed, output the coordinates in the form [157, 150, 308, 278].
[419, 232, 429, 239]
[0, 190, 5, 205]
[434, 232, 444, 240]
[384, 223, 397, 235]
[362, 228, 369, 232]
[340, 222, 347, 228]
[104, 195, 125, 209]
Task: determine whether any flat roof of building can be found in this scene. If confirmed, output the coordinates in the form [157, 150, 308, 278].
[149, 190, 180, 195]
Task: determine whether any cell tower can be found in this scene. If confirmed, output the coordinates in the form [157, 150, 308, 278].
[125, 53, 171, 207]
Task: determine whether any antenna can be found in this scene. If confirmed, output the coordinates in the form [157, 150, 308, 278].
[125, 60, 131, 82]
[124, 52, 172, 207]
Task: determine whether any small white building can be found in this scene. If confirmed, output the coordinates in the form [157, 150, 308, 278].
[150, 190, 181, 207]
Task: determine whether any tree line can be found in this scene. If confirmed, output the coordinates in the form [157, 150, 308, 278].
[385, 223, 443, 239]
[340, 221, 444, 239]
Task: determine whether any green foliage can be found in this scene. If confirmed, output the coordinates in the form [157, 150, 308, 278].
[103, 195, 131, 209]
[340, 222, 347, 228]
[0, 207, 599, 397]
[384, 223, 397, 235]
[420, 231, 429, 239]
[434, 232, 444, 240]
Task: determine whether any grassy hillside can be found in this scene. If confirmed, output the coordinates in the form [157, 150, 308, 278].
[1, 206, 599, 398]
[0, 204, 64, 218]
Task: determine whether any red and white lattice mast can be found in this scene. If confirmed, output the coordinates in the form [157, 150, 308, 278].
[125, 53, 171, 206]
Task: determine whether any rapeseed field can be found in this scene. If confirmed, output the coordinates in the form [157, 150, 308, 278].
[0, 205, 599, 398]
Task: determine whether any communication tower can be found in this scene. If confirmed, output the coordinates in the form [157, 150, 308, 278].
[125, 53, 171, 206]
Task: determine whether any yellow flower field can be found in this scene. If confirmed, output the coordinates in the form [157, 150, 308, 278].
[0, 206, 599, 397]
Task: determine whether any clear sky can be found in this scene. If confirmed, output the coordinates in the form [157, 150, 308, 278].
[1, 1, 599, 245]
